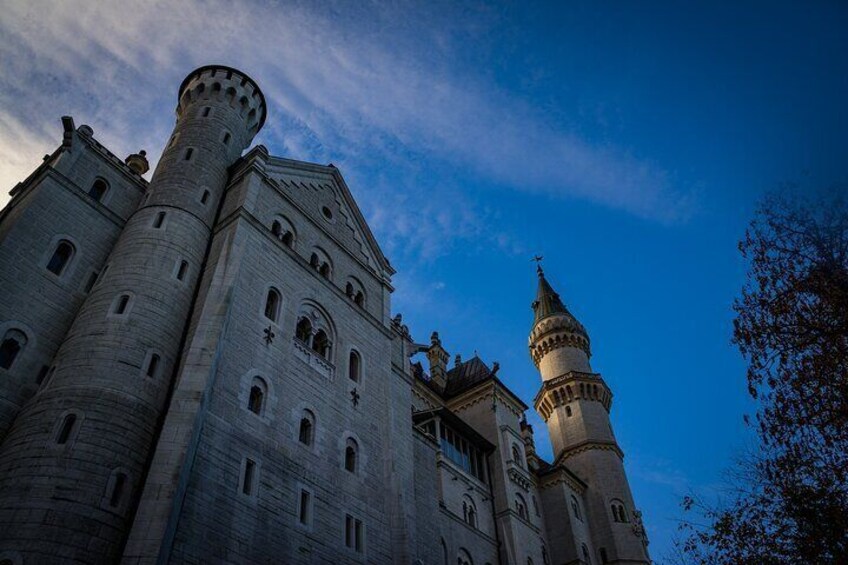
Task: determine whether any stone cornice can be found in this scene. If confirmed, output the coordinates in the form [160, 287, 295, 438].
[554, 440, 624, 464]
[538, 465, 587, 493]
[529, 328, 591, 367]
[534, 371, 613, 421]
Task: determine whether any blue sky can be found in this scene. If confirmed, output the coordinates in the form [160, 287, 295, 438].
[1, 1, 847, 559]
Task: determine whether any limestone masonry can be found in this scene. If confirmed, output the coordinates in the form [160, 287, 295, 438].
[0, 66, 650, 565]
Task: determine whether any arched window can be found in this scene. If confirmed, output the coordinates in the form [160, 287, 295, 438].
[271, 221, 282, 238]
[247, 377, 266, 415]
[565, 405, 572, 417]
[515, 494, 528, 520]
[299, 410, 315, 445]
[264, 288, 281, 322]
[310, 248, 332, 279]
[281, 231, 293, 247]
[47, 240, 74, 276]
[512, 443, 524, 468]
[295, 317, 312, 343]
[582, 544, 591, 564]
[354, 292, 364, 306]
[462, 495, 477, 528]
[441, 538, 449, 565]
[611, 500, 628, 522]
[346, 283, 354, 297]
[571, 495, 582, 521]
[600, 548, 609, 564]
[457, 548, 473, 565]
[312, 329, 331, 359]
[88, 178, 109, 202]
[0, 329, 27, 370]
[145, 354, 160, 378]
[344, 437, 358, 473]
[348, 351, 361, 382]
[527, 559, 534, 565]
[56, 413, 77, 444]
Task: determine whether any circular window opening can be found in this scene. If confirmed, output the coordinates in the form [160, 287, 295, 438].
[321, 206, 333, 220]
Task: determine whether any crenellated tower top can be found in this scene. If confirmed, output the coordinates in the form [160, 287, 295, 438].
[177, 65, 267, 134]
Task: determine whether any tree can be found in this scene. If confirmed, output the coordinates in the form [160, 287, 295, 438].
[678, 190, 848, 564]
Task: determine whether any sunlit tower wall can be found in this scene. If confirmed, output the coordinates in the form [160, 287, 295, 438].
[530, 268, 649, 564]
[0, 66, 265, 564]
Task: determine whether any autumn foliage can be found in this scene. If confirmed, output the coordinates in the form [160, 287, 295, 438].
[679, 191, 848, 563]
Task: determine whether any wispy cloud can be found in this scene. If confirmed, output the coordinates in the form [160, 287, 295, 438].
[0, 0, 693, 261]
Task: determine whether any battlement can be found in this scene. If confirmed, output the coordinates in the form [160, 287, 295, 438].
[177, 65, 267, 133]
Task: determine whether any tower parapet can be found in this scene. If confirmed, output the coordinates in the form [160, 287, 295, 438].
[0, 66, 265, 563]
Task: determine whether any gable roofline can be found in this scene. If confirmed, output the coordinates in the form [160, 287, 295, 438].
[249, 150, 395, 277]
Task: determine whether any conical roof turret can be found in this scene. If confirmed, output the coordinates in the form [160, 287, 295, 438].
[531, 266, 587, 338]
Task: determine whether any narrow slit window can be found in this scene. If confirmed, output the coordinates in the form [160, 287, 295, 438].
[146, 354, 160, 378]
[109, 472, 127, 507]
[298, 489, 311, 525]
[84, 272, 98, 293]
[202, 107, 211, 117]
[200, 190, 210, 204]
[222, 132, 231, 145]
[114, 294, 130, 315]
[242, 459, 256, 495]
[177, 260, 188, 281]
[184, 148, 193, 161]
[153, 211, 166, 229]
[56, 414, 77, 444]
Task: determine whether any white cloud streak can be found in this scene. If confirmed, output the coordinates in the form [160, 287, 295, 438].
[0, 0, 692, 260]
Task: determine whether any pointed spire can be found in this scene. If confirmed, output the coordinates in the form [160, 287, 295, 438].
[532, 265, 572, 324]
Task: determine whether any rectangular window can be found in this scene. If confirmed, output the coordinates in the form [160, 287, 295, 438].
[298, 489, 312, 526]
[344, 514, 364, 553]
[153, 212, 166, 229]
[242, 458, 256, 496]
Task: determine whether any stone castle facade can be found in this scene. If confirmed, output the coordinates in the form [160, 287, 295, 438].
[0, 66, 650, 565]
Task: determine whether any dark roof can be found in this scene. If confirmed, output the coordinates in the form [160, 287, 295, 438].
[531, 267, 588, 340]
[532, 267, 570, 324]
[444, 356, 494, 397]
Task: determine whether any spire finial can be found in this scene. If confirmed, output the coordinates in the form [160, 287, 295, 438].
[532, 254, 544, 276]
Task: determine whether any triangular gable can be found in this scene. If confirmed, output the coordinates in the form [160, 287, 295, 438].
[262, 155, 394, 279]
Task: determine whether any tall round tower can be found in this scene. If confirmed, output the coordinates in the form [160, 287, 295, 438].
[0, 66, 265, 563]
[530, 266, 649, 563]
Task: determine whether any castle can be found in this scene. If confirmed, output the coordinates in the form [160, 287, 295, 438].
[0, 66, 649, 565]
